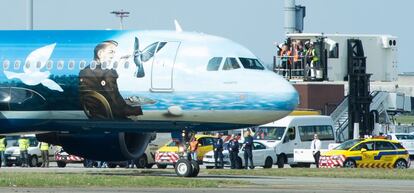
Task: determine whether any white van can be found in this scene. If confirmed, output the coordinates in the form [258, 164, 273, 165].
[253, 115, 336, 168]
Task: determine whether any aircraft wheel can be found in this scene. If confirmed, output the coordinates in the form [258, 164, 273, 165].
[190, 160, 200, 177]
[175, 159, 193, 177]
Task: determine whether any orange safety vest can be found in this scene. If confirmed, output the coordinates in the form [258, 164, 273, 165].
[190, 140, 199, 152]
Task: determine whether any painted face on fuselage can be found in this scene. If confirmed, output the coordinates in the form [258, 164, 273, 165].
[98, 44, 116, 64]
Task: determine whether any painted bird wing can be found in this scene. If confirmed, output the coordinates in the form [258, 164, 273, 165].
[41, 79, 63, 92]
[24, 43, 56, 73]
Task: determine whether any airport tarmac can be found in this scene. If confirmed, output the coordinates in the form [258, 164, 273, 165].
[0, 163, 413, 193]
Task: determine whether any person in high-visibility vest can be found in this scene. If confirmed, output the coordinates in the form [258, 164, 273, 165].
[0, 136, 6, 167]
[40, 142, 49, 168]
[18, 136, 30, 167]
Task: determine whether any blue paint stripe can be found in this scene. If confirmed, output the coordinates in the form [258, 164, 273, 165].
[374, 151, 408, 160]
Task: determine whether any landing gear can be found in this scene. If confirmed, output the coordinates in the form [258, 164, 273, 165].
[175, 159, 200, 177]
[173, 130, 200, 177]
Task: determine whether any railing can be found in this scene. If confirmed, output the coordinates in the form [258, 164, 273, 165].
[273, 55, 324, 81]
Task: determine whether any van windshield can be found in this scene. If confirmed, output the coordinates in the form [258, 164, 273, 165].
[254, 127, 285, 140]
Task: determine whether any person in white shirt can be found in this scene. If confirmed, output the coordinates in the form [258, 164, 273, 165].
[310, 134, 321, 168]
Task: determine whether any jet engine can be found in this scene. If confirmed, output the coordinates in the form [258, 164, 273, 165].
[37, 132, 155, 161]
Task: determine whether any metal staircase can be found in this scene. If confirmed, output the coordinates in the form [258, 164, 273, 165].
[331, 91, 390, 142]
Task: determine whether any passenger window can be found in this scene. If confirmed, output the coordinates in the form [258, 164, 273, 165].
[68, 60, 75, 70]
[89, 60, 96, 70]
[222, 57, 240, 70]
[57, 61, 64, 70]
[203, 138, 214, 146]
[124, 61, 130, 69]
[3, 60, 10, 70]
[375, 141, 396, 151]
[102, 61, 108, 69]
[112, 61, 119, 69]
[36, 61, 42, 69]
[14, 60, 21, 70]
[46, 60, 53, 70]
[79, 60, 86, 69]
[352, 142, 374, 151]
[253, 142, 266, 150]
[299, 125, 334, 141]
[206, 57, 222, 71]
[25, 61, 31, 69]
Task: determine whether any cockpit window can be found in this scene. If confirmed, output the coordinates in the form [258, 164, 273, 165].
[239, 58, 265, 70]
[223, 57, 240, 70]
[207, 57, 222, 71]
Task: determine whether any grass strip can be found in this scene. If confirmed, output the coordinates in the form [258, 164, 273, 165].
[0, 172, 246, 188]
[207, 168, 414, 180]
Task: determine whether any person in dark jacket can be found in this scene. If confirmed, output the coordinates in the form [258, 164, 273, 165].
[228, 134, 239, 169]
[243, 130, 254, 169]
[79, 40, 142, 120]
[213, 133, 224, 169]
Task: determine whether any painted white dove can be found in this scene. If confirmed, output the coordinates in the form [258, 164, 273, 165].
[3, 43, 64, 92]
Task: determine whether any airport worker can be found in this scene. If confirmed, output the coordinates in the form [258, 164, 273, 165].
[213, 133, 224, 169]
[229, 134, 240, 169]
[0, 135, 6, 167]
[18, 136, 30, 167]
[189, 135, 199, 161]
[243, 130, 254, 169]
[310, 134, 321, 168]
[279, 44, 292, 77]
[40, 142, 49, 167]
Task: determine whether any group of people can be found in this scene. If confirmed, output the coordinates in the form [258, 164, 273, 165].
[0, 135, 50, 168]
[194, 131, 255, 170]
[276, 39, 320, 79]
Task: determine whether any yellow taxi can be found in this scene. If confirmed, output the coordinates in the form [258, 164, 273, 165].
[319, 138, 410, 168]
[155, 135, 215, 168]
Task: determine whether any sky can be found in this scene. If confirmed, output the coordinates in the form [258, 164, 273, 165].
[0, 0, 412, 73]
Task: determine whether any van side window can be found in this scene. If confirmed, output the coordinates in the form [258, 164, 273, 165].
[298, 125, 334, 141]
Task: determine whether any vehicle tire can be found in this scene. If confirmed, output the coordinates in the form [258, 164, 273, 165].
[235, 157, 243, 169]
[145, 164, 154, 169]
[157, 164, 167, 169]
[135, 155, 148, 168]
[6, 163, 12, 167]
[57, 161, 67, 168]
[263, 157, 273, 169]
[107, 163, 117, 168]
[190, 160, 200, 177]
[343, 159, 356, 168]
[29, 155, 38, 167]
[277, 154, 286, 168]
[394, 159, 407, 169]
[175, 159, 193, 177]
[206, 166, 214, 169]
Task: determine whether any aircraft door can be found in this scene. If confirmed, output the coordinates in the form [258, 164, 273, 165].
[151, 41, 180, 92]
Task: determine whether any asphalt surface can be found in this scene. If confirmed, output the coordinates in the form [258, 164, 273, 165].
[0, 163, 413, 193]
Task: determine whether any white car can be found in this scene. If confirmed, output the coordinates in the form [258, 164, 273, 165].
[388, 133, 414, 159]
[203, 141, 276, 169]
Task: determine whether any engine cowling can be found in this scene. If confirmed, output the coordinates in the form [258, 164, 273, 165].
[37, 132, 155, 161]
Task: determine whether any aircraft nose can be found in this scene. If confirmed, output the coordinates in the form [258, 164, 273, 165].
[272, 75, 299, 112]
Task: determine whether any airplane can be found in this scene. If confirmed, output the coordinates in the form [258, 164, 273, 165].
[0, 29, 298, 177]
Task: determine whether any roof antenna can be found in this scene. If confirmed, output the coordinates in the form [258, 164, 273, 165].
[174, 19, 183, 32]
